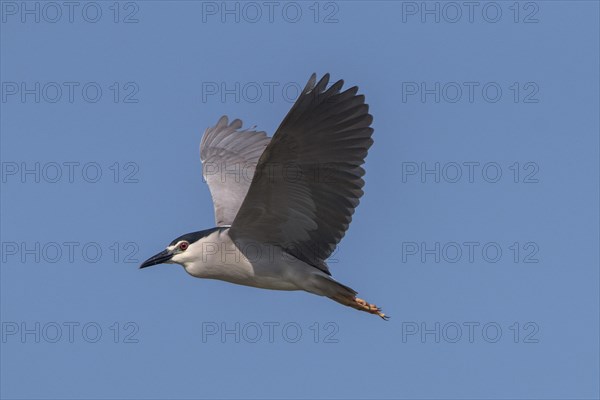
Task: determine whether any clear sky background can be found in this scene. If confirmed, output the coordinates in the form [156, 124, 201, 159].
[1, 1, 598, 399]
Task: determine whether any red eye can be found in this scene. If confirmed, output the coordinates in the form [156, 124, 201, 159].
[179, 242, 188, 251]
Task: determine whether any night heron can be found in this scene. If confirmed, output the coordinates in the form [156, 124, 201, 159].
[141, 73, 387, 319]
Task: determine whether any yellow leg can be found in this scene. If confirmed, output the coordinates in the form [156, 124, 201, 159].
[354, 297, 389, 320]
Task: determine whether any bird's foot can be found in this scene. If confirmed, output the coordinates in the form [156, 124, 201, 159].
[354, 297, 389, 320]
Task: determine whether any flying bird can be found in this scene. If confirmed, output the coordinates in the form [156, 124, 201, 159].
[141, 73, 387, 319]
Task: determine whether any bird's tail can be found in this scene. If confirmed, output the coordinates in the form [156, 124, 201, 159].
[316, 276, 389, 320]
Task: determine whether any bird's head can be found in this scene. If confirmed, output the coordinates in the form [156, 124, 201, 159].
[139, 228, 220, 269]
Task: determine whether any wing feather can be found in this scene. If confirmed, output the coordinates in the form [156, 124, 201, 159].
[230, 74, 374, 274]
[200, 116, 270, 226]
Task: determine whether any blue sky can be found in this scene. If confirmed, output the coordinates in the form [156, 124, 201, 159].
[1, 1, 598, 399]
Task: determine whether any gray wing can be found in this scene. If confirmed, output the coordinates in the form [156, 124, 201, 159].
[200, 116, 270, 226]
[229, 74, 374, 274]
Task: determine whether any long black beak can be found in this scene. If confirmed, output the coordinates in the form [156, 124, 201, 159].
[140, 249, 173, 269]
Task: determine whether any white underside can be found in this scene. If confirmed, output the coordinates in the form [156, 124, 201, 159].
[171, 228, 335, 296]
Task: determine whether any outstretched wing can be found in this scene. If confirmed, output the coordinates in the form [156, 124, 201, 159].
[200, 116, 270, 226]
[230, 74, 374, 274]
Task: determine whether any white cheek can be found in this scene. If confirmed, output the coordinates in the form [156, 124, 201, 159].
[170, 252, 183, 263]
[177, 243, 205, 265]
[171, 251, 193, 265]
[170, 248, 196, 265]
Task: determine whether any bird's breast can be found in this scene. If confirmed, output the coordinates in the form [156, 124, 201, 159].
[182, 229, 300, 290]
